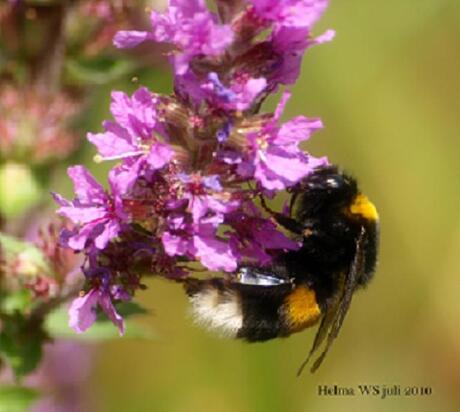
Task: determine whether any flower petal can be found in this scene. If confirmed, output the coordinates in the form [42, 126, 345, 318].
[98, 292, 125, 336]
[110, 88, 157, 138]
[271, 26, 310, 85]
[108, 159, 143, 196]
[68, 289, 99, 333]
[146, 143, 174, 169]
[56, 205, 107, 224]
[93, 219, 120, 250]
[113, 30, 150, 48]
[67, 166, 107, 205]
[193, 230, 237, 272]
[250, 0, 329, 29]
[255, 149, 312, 190]
[276, 116, 323, 145]
[65, 222, 101, 251]
[51, 192, 71, 207]
[87, 123, 134, 159]
[162, 232, 192, 256]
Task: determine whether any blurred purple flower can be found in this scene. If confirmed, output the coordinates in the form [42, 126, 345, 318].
[114, 0, 233, 75]
[249, 0, 329, 29]
[0, 85, 79, 164]
[29, 341, 94, 412]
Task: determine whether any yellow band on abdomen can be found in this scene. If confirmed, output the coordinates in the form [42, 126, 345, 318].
[283, 286, 321, 333]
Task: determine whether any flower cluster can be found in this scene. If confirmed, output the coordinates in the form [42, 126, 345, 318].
[0, 86, 79, 165]
[0, 223, 82, 304]
[55, 0, 333, 334]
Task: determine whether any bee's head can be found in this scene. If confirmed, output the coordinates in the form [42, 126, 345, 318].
[292, 166, 359, 219]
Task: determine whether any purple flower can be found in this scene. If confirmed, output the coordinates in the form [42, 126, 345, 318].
[269, 26, 335, 86]
[109, 87, 158, 139]
[68, 288, 124, 335]
[193, 225, 238, 272]
[160, 173, 240, 272]
[162, 219, 238, 272]
[227, 202, 300, 264]
[114, 0, 234, 75]
[202, 72, 267, 112]
[54, 166, 124, 250]
[249, 0, 329, 29]
[87, 87, 174, 192]
[177, 173, 240, 224]
[216, 121, 232, 143]
[235, 91, 328, 190]
[174, 71, 208, 104]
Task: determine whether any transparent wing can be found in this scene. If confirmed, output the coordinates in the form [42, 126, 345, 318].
[297, 227, 366, 375]
[236, 266, 292, 286]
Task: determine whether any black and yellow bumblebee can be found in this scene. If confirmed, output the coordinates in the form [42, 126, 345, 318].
[178, 165, 379, 374]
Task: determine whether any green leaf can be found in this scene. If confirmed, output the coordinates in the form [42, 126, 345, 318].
[0, 290, 33, 315]
[65, 57, 136, 86]
[0, 386, 39, 412]
[95, 301, 149, 322]
[0, 315, 45, 378]
[45, 307, 155, 342]
[115, 301, 149, 317]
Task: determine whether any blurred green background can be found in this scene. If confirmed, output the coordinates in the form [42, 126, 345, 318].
[53, 0, 460, 411]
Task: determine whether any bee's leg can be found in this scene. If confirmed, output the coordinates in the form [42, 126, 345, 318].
[272, 213, 305, 235]
[259, 195, 304, 235]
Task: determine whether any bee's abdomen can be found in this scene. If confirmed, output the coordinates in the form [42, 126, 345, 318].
[184, 278, 244, 338]
[182, 278, 322, 341]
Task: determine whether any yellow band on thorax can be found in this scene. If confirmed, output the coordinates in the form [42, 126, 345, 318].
[349, 193, 379, 221]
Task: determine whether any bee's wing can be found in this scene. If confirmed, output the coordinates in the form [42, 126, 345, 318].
[297, 227, 367, 375]
[296, 297, 340, 376]
[236, 266, 292, 286]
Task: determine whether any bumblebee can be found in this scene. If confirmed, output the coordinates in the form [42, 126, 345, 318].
[179, 165, 379, 374]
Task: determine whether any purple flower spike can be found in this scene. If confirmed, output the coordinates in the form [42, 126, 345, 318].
[69, 288, 125, 335]
[57, 0, 335, 336]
